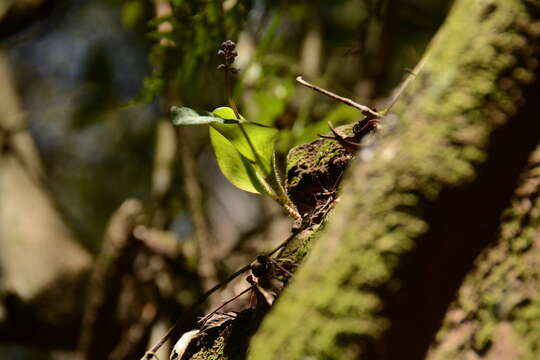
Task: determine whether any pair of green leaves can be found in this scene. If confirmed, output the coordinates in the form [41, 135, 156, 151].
[171, 106, 278, 196]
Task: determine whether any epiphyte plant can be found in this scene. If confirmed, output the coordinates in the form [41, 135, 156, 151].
[171, 40, 301, 220]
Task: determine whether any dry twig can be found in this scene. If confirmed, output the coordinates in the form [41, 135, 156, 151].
[296, 76, 382, 118]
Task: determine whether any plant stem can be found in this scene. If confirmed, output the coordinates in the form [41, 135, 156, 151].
[223, 67, 300, 220]
[224, 70, 270, 178]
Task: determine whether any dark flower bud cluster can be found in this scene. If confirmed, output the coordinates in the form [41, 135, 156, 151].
[217, 40, 239, 74]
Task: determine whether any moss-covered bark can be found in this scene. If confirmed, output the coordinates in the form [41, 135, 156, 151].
[173, 228, 321, 360]
[427, 146, 540, 359]
[248, 0, 540, 359]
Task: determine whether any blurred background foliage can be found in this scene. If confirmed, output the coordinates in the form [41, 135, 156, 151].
[6, 0, 451, 251]
[0, 0, 452, 358]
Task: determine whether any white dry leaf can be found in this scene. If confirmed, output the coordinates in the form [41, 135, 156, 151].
[170, 330, 199, 360]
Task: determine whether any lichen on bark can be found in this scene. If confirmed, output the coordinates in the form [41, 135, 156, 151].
[248, 0, 540, 359]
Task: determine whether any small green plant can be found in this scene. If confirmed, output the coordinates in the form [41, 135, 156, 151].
[171, 40, 300, 220]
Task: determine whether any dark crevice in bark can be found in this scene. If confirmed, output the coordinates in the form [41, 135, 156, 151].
[380, 76, 540, 359]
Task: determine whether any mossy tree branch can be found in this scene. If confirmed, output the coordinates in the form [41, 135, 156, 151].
[248, 1, 540, 359]
[427, 145, 540, 359]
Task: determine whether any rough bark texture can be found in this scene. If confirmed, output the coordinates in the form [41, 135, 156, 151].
[248, 0, 540, 359]
[169, 228, 315, 360]
[427, 146, 540, 360]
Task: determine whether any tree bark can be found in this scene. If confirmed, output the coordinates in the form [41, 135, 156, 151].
[248, 0, 540, 359]
[427, 145, 540, 359]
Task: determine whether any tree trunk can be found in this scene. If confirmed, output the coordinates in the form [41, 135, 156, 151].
[427, 145, 540, 359]
[248, 0, 540, 359]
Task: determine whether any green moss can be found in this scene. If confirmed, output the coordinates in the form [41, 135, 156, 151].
[514, 298, 540, 360]
[191, 333, 227, 360]
[428, 147, 540, 359]
[473, 312, 495, 352]
[249, 1, 540, 359]
[278, 227, 319, 264]
[285, 127, 354, 215]
[314, 136, 350, 166]
[285, 124, 353, 178]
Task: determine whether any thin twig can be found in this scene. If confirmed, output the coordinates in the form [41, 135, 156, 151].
[268, 259, 295, 278]
[140, 231, 298, 360]
[198, 285, 255, 326]
[296, 76, 382, 119]
[384, 54, 429, 112]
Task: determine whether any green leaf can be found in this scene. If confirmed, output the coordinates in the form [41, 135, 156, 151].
[209, 127, 272, 195]
[171, 106, 245, 126]
[171, 106, 272, 127]
[212, 107, 242, 120]
[212, 107, 272, 127]
[211, 107, 278, 176]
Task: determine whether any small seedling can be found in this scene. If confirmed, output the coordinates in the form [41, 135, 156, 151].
[171, 40, 300, 220]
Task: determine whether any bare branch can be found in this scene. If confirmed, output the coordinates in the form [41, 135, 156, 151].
[296, 76, 382, 118]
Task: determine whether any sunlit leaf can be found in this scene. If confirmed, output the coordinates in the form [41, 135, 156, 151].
[171, 105, 279, 196]
[211, 107, 278, 176]
[209, 127, 272, 195]
[171, 106, 272, 127]
[171, 106, 245, 126]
